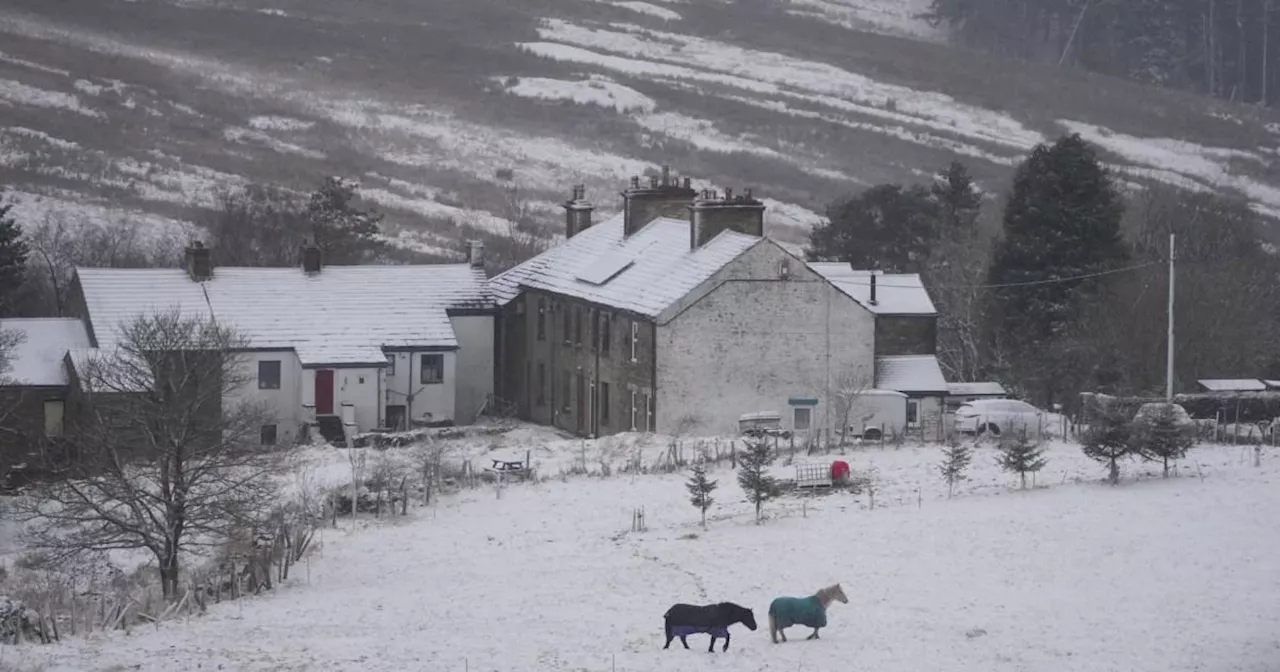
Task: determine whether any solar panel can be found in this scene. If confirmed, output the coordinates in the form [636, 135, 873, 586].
[575, 250, 635, 286]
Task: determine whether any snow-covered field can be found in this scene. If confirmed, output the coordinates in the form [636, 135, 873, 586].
[8, 430, 1279, 672]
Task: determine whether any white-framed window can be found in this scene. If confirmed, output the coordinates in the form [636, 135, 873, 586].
[44, 399, 64, 438]
[630, 390, 637, 431]
[644, 392, 653, 432]
[258, 360, 281, 389]
[630, 320, 639, 362]
[794, 407, 812, 431]
[421, 354, 444, 384]
[906, 399, 920, 427]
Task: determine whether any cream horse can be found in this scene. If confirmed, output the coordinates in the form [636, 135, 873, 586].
[767, 583, 848, 643]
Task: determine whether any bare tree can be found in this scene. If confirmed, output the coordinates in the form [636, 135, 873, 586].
[12, 310, 283, 599]
[412, 434, 451, 506]
[203, 184, 309, 267]
[20, 212, 184, 316]
[830, 368, 874, 445]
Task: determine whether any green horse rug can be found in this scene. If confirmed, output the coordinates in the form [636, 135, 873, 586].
[767, 584, 848, 643]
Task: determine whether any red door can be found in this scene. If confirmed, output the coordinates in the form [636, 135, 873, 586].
[315, 370, 335, 415]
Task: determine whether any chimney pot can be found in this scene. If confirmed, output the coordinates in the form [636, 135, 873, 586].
[869, 272, 878, 305]
[630, 176, 639, 188]
[745, 188, 753, 200]
[683, 177, 691, 189]
[649, 175, 659, 188]
[661, 165, 670, 186]
[725, 187, 733, 200]
[468, 240, 486, 268]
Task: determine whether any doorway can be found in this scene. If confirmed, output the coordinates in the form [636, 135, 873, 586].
[386, 405, 406, 431]
[315, 369, 335, 415]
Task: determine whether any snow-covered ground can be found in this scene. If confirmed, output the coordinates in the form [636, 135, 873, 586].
[8, 431, 1279, 672]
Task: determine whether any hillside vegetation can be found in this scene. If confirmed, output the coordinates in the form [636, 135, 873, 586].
[0, 0, 1278, 260]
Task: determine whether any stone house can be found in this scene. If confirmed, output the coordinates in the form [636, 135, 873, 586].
[0, 318, 90, 487]
[66, 242, 495, 445]
[806, 265, 948, 439]
[488, 169, 878, 438]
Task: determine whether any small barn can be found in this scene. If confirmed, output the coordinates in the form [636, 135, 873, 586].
[945, 381, 1008, 412]
[1196, 379, 1267, 393]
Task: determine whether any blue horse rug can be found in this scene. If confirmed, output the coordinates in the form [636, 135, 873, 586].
[670, 625, 730, 638]
[769, 596, 827, 629]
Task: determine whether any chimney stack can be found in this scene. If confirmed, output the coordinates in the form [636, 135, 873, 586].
[688, 187, 766, 249]
[564, 184, 595, 239]
[620, 165, 697, 237]
[184, 241, 213, 282]
[467, 240, 486, 268]
[301, 240, 322, 275]
[869, 272, 878, 305]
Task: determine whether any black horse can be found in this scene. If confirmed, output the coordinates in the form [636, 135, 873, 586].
[662, 602, 757, 652]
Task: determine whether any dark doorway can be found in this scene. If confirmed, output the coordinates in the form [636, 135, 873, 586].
[386, 404, 406, 431]
[315, 369, 335, 415]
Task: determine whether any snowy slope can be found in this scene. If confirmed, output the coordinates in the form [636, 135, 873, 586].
[0, 0, 1277, 255]
[10, 439, 1280, 672]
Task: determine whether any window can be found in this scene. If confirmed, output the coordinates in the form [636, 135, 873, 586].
[43, 400, 64, 438]
[794, 407, 812, 431]
[562, 304, 571, 343]
[643, 393, 653, 432]
[629, 320, 639, 361]
[385, 354, 396, 376]
[600, 381, 610, 425]
[536, 361, 546, 407]
[258, 360, 281, 389]
[561, 370, 571, 411]
[630, 390, 637, 431]
[601, 315, 611, 356]
[420, 354, 444, 384]
[574, 307, 583, 345]
[907, 399, 920, 427]
[260, 424, 278, 446]
[536, 298, 546, 341]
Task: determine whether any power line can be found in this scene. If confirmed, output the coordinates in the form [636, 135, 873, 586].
[816, 261, 1162, 290]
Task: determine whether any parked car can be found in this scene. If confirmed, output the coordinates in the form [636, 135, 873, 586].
[954, 399, 1048, 438]
[1131, 402, 1198, 442]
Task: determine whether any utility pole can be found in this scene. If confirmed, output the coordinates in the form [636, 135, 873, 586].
[1166, 233, 1176, 401]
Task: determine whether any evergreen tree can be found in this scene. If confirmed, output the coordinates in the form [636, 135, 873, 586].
[736, 439, 782, 524]
[304, 177, 387, 264]
[997, 434, 1048, 489]
[987, 133, 1129, 406]
[686, 461, 718, 528]
[808, 183, 937, 272]
[1082, 408, 1136, 485]
[0, 199, 29, 317]
[930, 160, 982, 236]
[938, 437, 974, 498]
[1132, 404, 1195, 477]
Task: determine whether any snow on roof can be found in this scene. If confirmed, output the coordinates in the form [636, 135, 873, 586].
[488, 214, 762, 318]
[1265, 380, 1280, 389]
[947, 381, 1008, 397]
[1197, 378, 1267, 392]
[0, 318, 90, 386]
[75, 265, 492, 366]
[875, 355, 948, 393]
[805, 264, 937, 315]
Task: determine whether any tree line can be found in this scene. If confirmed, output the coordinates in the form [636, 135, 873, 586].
[808, 133, 1280, 410]
[925, 0, 1280, 107]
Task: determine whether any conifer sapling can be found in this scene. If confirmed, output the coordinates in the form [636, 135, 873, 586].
[938, 437, 974, 498]
[737, 439, 782, 524]
[686, 461, 718, 528]
[1082, 408, 1134, 485]
[997, 433, 1048, 489]
[1133, 403, 1194, 478]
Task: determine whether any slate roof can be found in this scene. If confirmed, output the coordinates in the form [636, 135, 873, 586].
[947, 381, 1008, 397]
[75, 265, 492, 366]
[875, 355, 948, 393]
[1196, 378, 1268, 392]
[806, 264, 937, 315]
[487, 214, 762, 318]
[0, 318, 91, 386]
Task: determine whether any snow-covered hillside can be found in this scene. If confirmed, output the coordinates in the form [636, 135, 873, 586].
[0, 0, 1277, 254]
[7, 431, 1280, 672]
